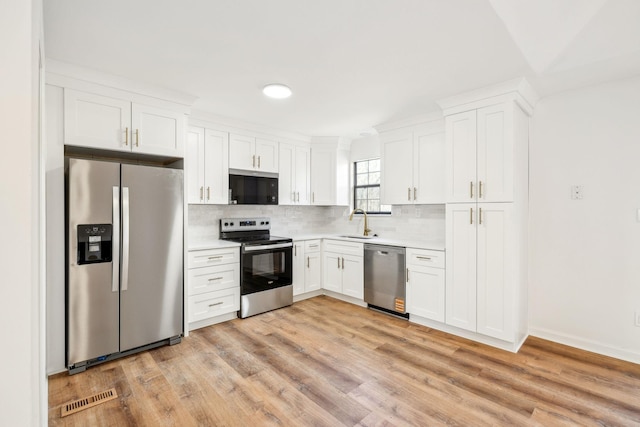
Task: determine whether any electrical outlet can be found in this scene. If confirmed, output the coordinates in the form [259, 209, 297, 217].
[571, 185, 583, 200]
[635, 311, 640, 327]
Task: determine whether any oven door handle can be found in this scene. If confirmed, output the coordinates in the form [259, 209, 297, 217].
[243, 242, 293, 252]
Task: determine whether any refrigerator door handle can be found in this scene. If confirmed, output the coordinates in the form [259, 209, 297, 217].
[122, 186, 130, 291]
[112, 186, 120, 293]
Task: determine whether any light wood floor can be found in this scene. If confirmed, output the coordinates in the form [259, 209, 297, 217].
[49, 295, 640, 426]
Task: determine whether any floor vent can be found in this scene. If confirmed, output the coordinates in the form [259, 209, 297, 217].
[61, 388, 118, 417]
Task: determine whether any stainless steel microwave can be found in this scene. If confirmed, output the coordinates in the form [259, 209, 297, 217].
[229, 169, 278, 205]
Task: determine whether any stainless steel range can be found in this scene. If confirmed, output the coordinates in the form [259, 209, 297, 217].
[220, 217, 293, 318]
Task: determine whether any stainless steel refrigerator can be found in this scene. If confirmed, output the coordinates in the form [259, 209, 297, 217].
[66, 158, 183, 373]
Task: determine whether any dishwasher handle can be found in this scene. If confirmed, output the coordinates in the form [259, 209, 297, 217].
[364, 243, 405, 256]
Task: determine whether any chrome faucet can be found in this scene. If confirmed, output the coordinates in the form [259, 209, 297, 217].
[349, 208, 371, 236]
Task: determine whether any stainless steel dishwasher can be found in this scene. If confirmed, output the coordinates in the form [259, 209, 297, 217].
[364, 244, 407, 317]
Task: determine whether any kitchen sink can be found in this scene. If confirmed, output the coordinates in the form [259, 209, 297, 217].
[339, 235, 374, 239]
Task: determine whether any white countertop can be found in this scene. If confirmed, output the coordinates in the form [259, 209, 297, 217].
[188, 239, 241, 251]
[188, 234, 444, 252]
[291, 234, 445, 251]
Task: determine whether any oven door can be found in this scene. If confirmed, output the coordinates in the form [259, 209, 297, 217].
[241, 242, 292, 295]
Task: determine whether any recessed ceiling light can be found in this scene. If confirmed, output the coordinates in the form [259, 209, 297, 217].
[263, 84, 292, 99]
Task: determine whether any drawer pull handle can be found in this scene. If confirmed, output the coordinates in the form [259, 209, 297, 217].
[208, 256, 223, 260]
[308, 244, 318, 248]
[208, 277, 223, 281]
[208, 302, 224, 307]
[416, 256, 432, 261]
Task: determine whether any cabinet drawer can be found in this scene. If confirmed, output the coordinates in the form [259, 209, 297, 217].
[406, 248, 445, 269]
[188, 287, 239, 323]
[323, 239, 363, 256]
[188, 247, 239, 268]
[188, 263, 239, 296]
[304, 240, 321, 252]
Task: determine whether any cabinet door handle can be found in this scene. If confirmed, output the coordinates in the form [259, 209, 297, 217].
[408, 187, 411, 201]
[124, 127, 129, 146]
[312, 192, 315, 203]
[252, 155, 256, 168]
[479, 181, 483, 199]
[297, 192, 300, 202]
[258, 156, 261, 168]
[207, 277, 223, 282]
[209, 301, 224, 307]
[294, 245, 297, 256]
[341, 257, 345, 269]
[337, 257, 340, 269]
[416, 256, 432, 261]
[200, 186, 204, 201]
[470, 181, 474, 199]
[479, 207, 483, 225]
[414, 187, 417, 201]
[307, 256, 310, 268]
[470, 207, 473, 225]
[135, 129, 139, 147]
[207, 186, 211, 201]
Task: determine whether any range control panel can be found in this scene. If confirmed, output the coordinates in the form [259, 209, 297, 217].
[220, 217, 270, 232]
[77, 224, 113, 265]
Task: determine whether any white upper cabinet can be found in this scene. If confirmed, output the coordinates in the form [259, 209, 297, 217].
[229, 134, 278, 173]
[446, 103, 514, 203]
[187, 126, 229, 204]
[131, 103, 184, 157]
[279, 142, 310, 205]
[380, 130, 414, 205]
[310, 141, 349, 206]
[380, 122, 445, 205]
[255, 138, 279, 173]
[64, 89, 185, 157]
[64, 89, 131, 152]
[186, 127, 206, 204]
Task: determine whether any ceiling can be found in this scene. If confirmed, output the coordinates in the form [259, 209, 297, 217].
[43, 0, 640, 138]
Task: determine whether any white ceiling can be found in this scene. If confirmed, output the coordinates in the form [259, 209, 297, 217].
[43, 0, 640, 137]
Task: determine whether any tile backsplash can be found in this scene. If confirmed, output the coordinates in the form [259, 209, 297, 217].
[188, 204, 445, 243]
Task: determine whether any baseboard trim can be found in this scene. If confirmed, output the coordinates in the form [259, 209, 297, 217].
[409, 314, 524, 353]
[529, 327, 640, 365]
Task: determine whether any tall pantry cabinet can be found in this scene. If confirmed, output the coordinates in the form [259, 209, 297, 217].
[439, 80, 536, 351]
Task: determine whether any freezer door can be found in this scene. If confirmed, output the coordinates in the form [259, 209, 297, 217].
[67, 158, 121, 366]
[120, 164, 183, 351]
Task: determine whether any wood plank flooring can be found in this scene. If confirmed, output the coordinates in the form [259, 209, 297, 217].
[48, 296, 640, 426]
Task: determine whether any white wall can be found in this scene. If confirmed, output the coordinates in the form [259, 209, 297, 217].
[529, 75, 640, 363]
[0, 0, 43, 424]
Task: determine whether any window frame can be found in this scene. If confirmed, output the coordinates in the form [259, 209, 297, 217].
[353, 158, 391, 215]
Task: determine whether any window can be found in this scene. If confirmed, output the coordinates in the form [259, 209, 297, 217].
[353, 158, 391, 214]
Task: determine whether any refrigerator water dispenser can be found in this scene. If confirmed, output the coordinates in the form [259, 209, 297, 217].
[77, 224, 112, 264]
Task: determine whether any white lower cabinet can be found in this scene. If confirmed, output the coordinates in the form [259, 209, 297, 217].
[292, 239, 321, 296]
[187, 247, 240, 329]
[322, 240, 364, 299]
[406, 248, 445, 322]
[446, 203, 515, 341]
